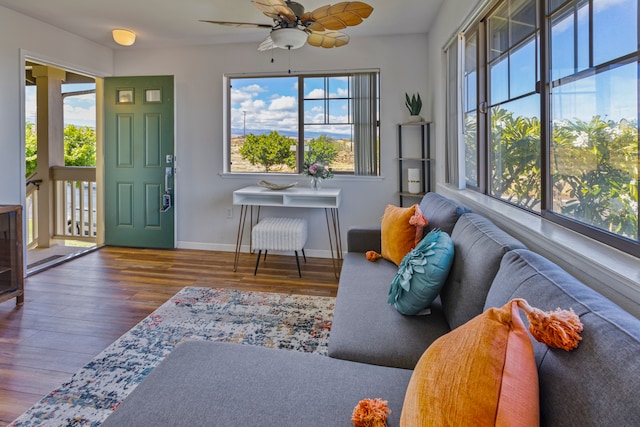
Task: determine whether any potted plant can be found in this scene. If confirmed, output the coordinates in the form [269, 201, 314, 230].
[405, 92, 423, 122]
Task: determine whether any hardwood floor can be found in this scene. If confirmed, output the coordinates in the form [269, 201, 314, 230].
[0, 247, 339, 424]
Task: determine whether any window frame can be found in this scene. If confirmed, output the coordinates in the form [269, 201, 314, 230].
[450, 0, 639, 257]
[224, 70, 380, 176]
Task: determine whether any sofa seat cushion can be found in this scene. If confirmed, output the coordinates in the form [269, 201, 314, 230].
[101, 341, 413, 427]
[328, 252, 451, 369]
[485, 249, 640, 426]
[440, 213, 527, 330]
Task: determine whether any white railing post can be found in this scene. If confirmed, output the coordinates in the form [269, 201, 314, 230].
[25, 184, 39, 248]
[51, 166, 97, 242]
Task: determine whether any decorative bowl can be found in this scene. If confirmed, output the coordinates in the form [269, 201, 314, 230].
[257, 180, 298, 190]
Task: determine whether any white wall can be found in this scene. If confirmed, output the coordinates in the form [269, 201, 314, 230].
[113, 34, 430, 256]
[0, 5, 112, 205]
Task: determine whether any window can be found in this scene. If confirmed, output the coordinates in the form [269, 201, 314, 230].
[487, 0, 541, 211]
[227, 71, 379, 175]
[548, 0, 638, 247]
[464, 30, 479, 187]
[447, 0, 639, 256]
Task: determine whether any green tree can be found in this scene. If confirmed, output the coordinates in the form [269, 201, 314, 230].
[464, 113, 478, 185]
[239, 131, 296, 172]
[25, 123, 96, 177]
[64, 124, 96, 166]
[304, 134, 340, 166]
[552, 116, 638, 239]
[25, 122, 38, 177]
[490, 107, 541, 210]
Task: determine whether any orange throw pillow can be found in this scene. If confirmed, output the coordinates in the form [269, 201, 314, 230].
[381, 204, 428, 266]
[400, 300, 540, 427]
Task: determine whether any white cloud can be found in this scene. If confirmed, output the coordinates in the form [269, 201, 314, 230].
[269, 96, 297, 111]
[63, 94, 96, 127]
[231, 84, 300, 132]
[594, 0, 628, 13]
[25, 87, 96, 127]
[25, 87, 37, 123]
[231, 84, 267, 105]
[306, 88, 325, 98]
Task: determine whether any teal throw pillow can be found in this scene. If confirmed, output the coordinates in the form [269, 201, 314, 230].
[388, 229, 454, 315]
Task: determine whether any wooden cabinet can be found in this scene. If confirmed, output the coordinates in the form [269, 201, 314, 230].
[0, 205, 24, 306]
[397, 122, 432, 207]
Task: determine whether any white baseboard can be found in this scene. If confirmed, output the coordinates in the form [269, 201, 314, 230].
[176, 241, 334, 259]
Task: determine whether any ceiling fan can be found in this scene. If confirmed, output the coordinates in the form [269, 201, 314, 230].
[201, 0, 374, 50]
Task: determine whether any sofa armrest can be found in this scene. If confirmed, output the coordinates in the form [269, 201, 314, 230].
[347, 226, 381, 253]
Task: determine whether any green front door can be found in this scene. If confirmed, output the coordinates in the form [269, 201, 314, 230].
[104, 76, 174, 248]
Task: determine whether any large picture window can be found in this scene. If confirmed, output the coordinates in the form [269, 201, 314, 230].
[227, 71, 379, 175]
[448, 0, 639, 255]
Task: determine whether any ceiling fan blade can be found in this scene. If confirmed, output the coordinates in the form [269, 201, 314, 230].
[200, 20, 273, 29]
[258, 35, 276, 51]
[307, 1, 374, 32]
[307, 31, 350, 48]
[252, 0, 296, 22]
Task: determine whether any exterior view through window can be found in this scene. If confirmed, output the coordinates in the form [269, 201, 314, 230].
[548, 0, 638, 247]
[228, 72, 379, 175]
[451, 0, 639, 255]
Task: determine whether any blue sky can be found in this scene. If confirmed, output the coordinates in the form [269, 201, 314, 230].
[26, 83, 96, 127]
[229, 75, 353, 138]
[473, 0, 638, 123]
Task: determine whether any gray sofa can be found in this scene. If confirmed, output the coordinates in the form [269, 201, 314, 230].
[103, 192, 640, 426]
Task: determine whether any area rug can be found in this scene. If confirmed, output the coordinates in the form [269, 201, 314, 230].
[10, 286, 335, 427]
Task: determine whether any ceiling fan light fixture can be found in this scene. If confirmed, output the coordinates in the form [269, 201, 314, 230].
[270, 28, 307, 49]
[112, 28, 136, 46]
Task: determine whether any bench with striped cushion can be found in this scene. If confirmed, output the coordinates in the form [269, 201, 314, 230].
[251, 217, 308, 277]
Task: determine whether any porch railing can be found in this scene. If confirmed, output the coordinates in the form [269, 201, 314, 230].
[25, 178, 41, 249]
[51, 166, 97, 241]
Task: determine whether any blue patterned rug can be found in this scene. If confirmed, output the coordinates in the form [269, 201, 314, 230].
[10, 287, 335, 426]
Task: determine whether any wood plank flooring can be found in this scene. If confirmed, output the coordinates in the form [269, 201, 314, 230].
[0, 247, 339, 424]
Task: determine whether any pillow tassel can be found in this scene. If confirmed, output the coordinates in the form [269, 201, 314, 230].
[366, 250, 383, 262]
[515, 298, 583, 351]
[409, 205, 428, 246]
[352, 398, 391, 427]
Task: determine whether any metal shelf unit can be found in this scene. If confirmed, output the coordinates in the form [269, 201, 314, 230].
[397, 121, 432, 207]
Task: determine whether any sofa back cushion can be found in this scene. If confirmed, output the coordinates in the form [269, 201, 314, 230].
[419, 192, 471, 235]
[440, 213, 527, 329]
[485, 249, 640, 426]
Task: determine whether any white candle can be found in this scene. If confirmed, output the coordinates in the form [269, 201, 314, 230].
[408, 168, 420, 194]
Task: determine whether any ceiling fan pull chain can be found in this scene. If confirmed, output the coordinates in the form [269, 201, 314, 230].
[288, 46, 292, 74]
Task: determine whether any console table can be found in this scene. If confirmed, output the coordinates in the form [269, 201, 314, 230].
[232, 185, 342, 277]
[0, 205, 24, 306]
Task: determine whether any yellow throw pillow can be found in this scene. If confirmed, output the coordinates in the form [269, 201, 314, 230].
[400, 300, 540, 427]
[381, 204, 427, 266]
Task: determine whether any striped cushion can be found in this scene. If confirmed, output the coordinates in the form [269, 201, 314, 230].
[252, 217, 307, 251]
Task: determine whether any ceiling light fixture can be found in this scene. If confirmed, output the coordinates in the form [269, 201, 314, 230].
[270, 28, 308, 50]
[112, 29, 136, 46]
